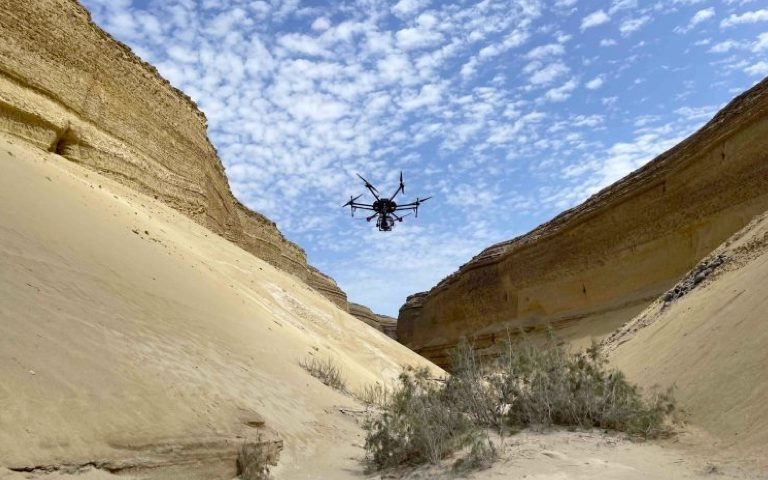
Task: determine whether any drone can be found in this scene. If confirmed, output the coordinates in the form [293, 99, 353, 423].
[342, 172, 431, 231]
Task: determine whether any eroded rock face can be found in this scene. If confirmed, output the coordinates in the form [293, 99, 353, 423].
[398, 77, 768, 368]
[0, 0, 347, 310]
[349, 302, 398, 339]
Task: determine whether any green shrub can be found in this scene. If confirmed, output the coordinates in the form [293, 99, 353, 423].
[299, 356, 347, 392]
[362, 334, 676, 473]
[490, 337, 676, 437]
[363, 367, 478, 470]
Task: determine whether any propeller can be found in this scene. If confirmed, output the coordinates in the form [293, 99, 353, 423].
[414, 196, 432, 218]
[356, 173, 379, 194]
[390, 171, 406, 201]
[342, 194, 362, 207]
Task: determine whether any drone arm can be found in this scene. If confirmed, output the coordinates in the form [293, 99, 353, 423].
[389, 171, 405, 201]
[348, 203, 375, 210]
[356, 173, 380, 200]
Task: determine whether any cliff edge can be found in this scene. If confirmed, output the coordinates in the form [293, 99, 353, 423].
[398, 77, 768, 368]
[0, 0, 348, 310]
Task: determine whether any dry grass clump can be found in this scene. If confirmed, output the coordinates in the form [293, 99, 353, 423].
[362, 335, 676, 472]
[299, 356, 347, 392]
[237, 439, 273, 480]
[356, 381, 391, 407]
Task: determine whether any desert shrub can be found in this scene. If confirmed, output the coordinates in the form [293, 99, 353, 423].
[443, 338, 499, 428]
[452, 434, 497, 472]
[362, 335, 676, 472]
[491, 337, 676, 437]
[362, 366, 479, 470]
[299, 356, 347, 392]
[237, 440, 273, 480]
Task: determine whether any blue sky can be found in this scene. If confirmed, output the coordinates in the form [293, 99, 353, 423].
[82, 0, 767, 315]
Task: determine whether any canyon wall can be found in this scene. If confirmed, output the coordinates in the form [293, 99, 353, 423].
[398, 77, 768, 368]
[348, 303, 398, 339]
[0, 0, 348, 310]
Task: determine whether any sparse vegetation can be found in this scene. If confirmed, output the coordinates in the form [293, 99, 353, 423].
[355, 381, 391, 407]
[363, 366, 479, 470]
[362, 334, 677, 472]
[236, 439, 272, 480]
[299, 355, 347, 392]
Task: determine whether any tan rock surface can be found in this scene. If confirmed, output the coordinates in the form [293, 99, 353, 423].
[398, 77, 768, 368]
[0, 0, 348, 310]
[0, 136, 437, 478]
[348, 303, 398, 339]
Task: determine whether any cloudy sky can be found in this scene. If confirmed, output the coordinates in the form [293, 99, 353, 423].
[82, 0, 767, 315]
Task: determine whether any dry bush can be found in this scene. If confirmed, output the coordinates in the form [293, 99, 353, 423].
[362, 334, 677, 473]
[237, 440, 272, 480]
[356, 381, 391, 407]
[362, 367, 478, 470]
[490, 336, 676, 437]
[299, 356, 347, 392]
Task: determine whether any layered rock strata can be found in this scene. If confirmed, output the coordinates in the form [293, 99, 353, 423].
[398, 77, 768, 368]
[349, 302, 398, 339]
[0, 0, 348, 310]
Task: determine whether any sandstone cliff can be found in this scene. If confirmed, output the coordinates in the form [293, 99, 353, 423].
[348, 303, 398, 339]
[0, 0, 348, 310]
[398, 77, 768, 368]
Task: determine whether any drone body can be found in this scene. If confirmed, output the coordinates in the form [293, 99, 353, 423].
[343, 172, 431, 231]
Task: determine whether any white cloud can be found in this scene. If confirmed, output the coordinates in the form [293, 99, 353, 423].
[676, 7, 715, 33]
[600, 38, 617, 46]
[526, 43, 566, 59]
[581, 10, 610, 30]
[529, 62, 570, 85]
[744, 61, 768, 76]
[396, 27, 444, 50]
[392, 0, 429, 17]
[690, 7, 716, 26]
[544, 78, 578, 102]
[585, 76, 604, 89]
[754, 32, 768, 52]
[620, 15, 651, 36]
[721, 9, 768, 28]
[709, 39, 744, 53]
[311, 17, 330, 31]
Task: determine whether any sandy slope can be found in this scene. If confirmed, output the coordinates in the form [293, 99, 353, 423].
[0, 134, 437, 478]
[608, 210, 768, 472]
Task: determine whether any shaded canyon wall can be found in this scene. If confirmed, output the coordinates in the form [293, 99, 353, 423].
[0, 0, 348, 310]
[398, 77, 768, 368]
[348, 302, 398, 339]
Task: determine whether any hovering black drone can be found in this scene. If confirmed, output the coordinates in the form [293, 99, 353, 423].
[342, 172, 431, 231]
